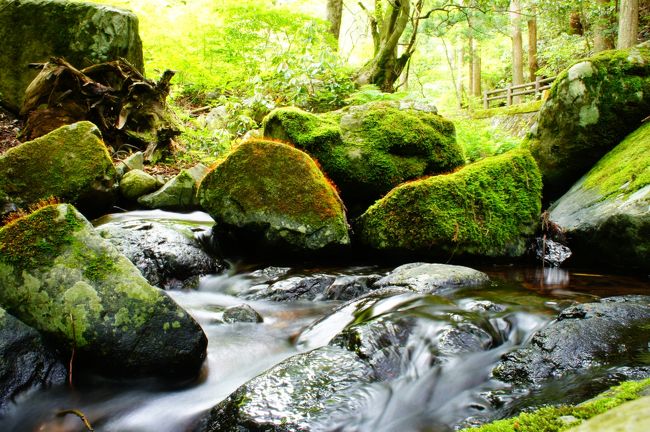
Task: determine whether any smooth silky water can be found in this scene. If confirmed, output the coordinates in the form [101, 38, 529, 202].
[0, 212, 647, 432]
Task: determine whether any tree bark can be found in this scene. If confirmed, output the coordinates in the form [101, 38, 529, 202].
[456, 42, 465, 107]
[617, 0, 639, 49]
[527, 13, 538, 82]
[472, 42, 481, 97]
[468, 36, 474, 96]
[594, 0, 615, 52]
[326, 0, 343, 43]
[510, 0, 524, 103]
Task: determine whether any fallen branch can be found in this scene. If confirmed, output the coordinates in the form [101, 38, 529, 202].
[56, 409, 94, 431]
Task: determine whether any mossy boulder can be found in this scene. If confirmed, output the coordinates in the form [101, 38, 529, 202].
[528, 43, 650, 199]
[197, 139, 350, 255]
[0, 306, 66, 414]
[0, 0, 143, 112]
[119, 169, 159, 201]
[138, 163, 209, 210]
[0, 121, 117, 215]
[548, 123, 650, 271]
[263, 101, 464, 213]
[357, 149, 542, 258]
[0, 204, 207, 378]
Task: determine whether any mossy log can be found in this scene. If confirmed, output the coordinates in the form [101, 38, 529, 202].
[19, 57, 180, 162]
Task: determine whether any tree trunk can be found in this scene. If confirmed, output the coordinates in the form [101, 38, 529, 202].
[617, 0, 639, 48]
[472, 43, 481, 97]
[468, 36, 474, 96]
[326, 0, 343, 43]
[527, 13, 538, 82]
[594, 0, 615, 52]
[510, 0, 524, 104]
[456, 43, 465, 108]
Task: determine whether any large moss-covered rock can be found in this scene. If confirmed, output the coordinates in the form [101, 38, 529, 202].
[528, 44, 650, 198]
[0, 0, 143, 112]
[263, 102, 464, 213]
[0, 121, 116, 215]
[0, 307, 66, 414]
[0, 204, 207, 378]
[358, 150, 542, 258]
[198, 139, 350, 254]
[548, 123, 650, 270]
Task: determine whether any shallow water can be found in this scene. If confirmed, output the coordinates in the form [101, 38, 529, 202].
[1, 212, 648, 432]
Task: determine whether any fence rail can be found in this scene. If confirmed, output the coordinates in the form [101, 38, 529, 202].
[483, 76, 556, 108]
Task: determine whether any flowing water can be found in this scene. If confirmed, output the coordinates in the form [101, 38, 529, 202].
[1, 211, 648, 432]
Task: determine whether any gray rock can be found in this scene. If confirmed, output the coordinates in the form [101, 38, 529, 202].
[375, 263, 490, 293]
[246, 275, 336, 302]
[138, 163, 209, 210]
[222, 304, 263, 324]
[0, 0, 143, 112]
[533, 237, 572, 267]
[96, 220, 223, 290]
[115, 152, 144, 178]
[0, 307, 66, 414]
[322, 274, 382, 301]
[493, 298, 650, 385]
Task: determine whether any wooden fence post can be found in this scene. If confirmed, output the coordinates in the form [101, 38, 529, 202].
[483, 91, 488, 109]
[506, 85, 513, 106]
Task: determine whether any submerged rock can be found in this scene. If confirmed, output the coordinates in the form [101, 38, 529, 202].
[0, 122, 116, 215]
[494, 297, 650, 385]
[263, 102, 463, 213]
[0, 307, 66, 414]
[548, 122, 650, 271]
[198, 139, 350, 255]
[358, 150, 542, 258]
[0, 204, 207, 378]
[193, 346, 374, 432]
[528, 44, 650, 198]
[96, 220, 222, 290]
[0, 0, 143, 112]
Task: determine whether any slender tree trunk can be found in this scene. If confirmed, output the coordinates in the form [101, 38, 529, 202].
[456, 42, 465, 108]
[527, 13, 538, 82]
[326, 0, 343, 43]
[594, 0, 615, 52]
[472, 43, 481, 97]
[441, 37, 462, 108]
[617, 0, 639, 48]
[510, 0, 524, 103]
[468, 36, 474, 96]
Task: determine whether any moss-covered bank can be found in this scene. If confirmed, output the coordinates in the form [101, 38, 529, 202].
[0, 204, 207, 378]
[358, 149, 542, 258]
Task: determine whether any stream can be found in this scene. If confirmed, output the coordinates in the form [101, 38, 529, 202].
[0, 211, 648, 432]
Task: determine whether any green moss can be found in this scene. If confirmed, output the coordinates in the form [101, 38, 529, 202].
[358, 149, 542, 257]
[462, 378, 650, 432]
[472, 100, 544, 119]
[581, 122, 650, 200]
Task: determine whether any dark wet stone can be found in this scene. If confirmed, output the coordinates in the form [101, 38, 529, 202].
[375, 263, 490, 293]
[245, 275, 336, 302]
[193, 346, 374, 432]
[322, 274, 382, 301]
[96, 220, 225, 290]
[0, 308, 66, 414]
[532, 237, 572, 267]
[493, 298, 650, 385]
[222, 304, 263, 324]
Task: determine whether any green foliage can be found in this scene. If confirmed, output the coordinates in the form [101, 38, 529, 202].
[455, 117, 522, 163]
[343, 85, 411, 106]
[536, 33, 590, 77]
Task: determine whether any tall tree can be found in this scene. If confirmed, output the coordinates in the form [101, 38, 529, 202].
[527, 9, 538, 81]
[617, 0, 639, 48]
[510, 0, 524, 102]
[472, 41, 481, 96]
[326, 0, 344, 42]
[594, 0, 615, 52]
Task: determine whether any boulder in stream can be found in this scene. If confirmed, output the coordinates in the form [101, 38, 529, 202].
[198, 139, 350, 255]
[119, 169, 160, 201]
[358, 150, 542, 258]
[0, 204, 207, 378]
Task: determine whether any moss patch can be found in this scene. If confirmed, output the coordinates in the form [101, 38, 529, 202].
[462, 378, 650, 432]
[472, 100, 544, 119]
[358, 149, 542, 258]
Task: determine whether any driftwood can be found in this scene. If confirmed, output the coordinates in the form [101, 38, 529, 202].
[20, 57, 180, 161]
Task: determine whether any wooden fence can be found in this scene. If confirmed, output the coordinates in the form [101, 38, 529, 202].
[483, 76, 556, 108]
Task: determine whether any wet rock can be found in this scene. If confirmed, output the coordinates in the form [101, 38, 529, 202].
[0, 204, 207, 378]
[374, 263, 490, 293]
[494, 297, 650, 385]
[138, 163, 209, 210]
[119, 169, 160, 201]
[193, 346, 374, 432]
[246, 275, 336, 302]
[358, 150, 542, 258]
[96, 220, 223, 290]
[248, 266, 292, 284]
[222, 304, 263, 324]
[322, 274, 382, 301]
[0, 0, 143, 112]
[532, 237, 572, 267]
[0, 307, 66, 414]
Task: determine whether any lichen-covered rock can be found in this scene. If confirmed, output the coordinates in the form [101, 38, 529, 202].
[358, 150, 542, 258]
[96, 220, 223, 290]
[222, 304, 263, 324]
[263, 102, 464, 213]
[192, 346, 374, 432]
[0, 0, 143, 112]
[0, 121, 116, 215]
[0, 307, 66, 414]
[493, 297, 650, 385]
[115, 151, 144, 178]
[138, 163, 209, 209]
[374, 263, 490, 293]
[119, 169, 159, 201]
[0, 204, 207, 378]
[198, 139, 350, 254]
[567, 395, 650, 432]
[548, 123, 650, 271]
[528, 44, 650, 198]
